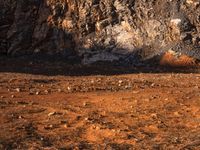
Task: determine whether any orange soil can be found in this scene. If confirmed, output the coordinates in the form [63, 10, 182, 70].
[160, 52, 197, 67]
[0, 71, 200, 149]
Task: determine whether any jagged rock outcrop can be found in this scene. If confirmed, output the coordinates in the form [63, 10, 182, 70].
[0, 0, 200, 64]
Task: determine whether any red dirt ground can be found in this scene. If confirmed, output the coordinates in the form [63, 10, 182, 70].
[0, 57, 200, 149]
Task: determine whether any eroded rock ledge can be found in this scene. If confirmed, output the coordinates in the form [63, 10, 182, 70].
[0, 0, 200, 64]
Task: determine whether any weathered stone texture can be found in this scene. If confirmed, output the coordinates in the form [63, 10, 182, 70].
[0, 0, 199, 64]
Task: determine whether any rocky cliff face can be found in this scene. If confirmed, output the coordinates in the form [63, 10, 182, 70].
[0, 0, 200, 64]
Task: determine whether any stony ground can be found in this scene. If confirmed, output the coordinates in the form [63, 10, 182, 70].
[0, 57, 200, 149]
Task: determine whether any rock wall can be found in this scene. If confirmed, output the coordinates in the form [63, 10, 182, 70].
[0, 0, 200, 64]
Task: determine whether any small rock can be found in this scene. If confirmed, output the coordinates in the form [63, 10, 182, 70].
[112, 129, 116, 132]
[150, 96, 157, 100]
[44, 124, 53, 130]
[18, 115, 23, 119]
[144, 98, 150, 102]
[67, 86, 71, 91]
[44, 90, 49, 94]
[15, 88, 21, 92]
[34, 48, 40, 53]
[0, 96, 5, 99]
[91, 80, 94, 84]
[48, 112, 56, 117]
[11, 95, 15, 98]
[83, 102, 89, 106]
[63, 124, 68, 128]
[151, 83, 155, 87]
[94, 126, 100, 130]
[118, 80, 123, 84]
[125, 85, 131, 89]
[151, 113, 157, 119]
[58, 89, 62, 92]
[35, 91, 40, 95]
[133, 91, 139, 94]
[102, 111, 106, 116]
[174, 111, 180, 116]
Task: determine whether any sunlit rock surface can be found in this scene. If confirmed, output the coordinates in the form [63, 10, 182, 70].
[0, 0, 199, 64]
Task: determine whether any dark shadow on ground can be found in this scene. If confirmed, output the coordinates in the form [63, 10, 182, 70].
[0, 55, 199, 76]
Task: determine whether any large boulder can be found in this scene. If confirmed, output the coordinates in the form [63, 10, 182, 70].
[0, 0, 199, 64]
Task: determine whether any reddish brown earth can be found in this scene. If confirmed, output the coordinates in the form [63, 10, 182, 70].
[0, 58, 200, 149]
[160, 52, 198, 67]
